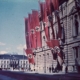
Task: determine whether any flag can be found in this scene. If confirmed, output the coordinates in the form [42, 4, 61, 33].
[45, 0, 51, 16]
[31, 29, 36, 49]
[25, 18, 31, 48]
[44, 25, 50, 41]
[39, 2, 48, 22]
[51, 49, 57, 60]
[45, 0, 55, 39]
[34, 11, 42, 48]
[24, 49, 34, 64]
[51, 39, 63, 66]
[57, 16, 62, 38]
[32, 11, 37, 49]
[51, 39, 59, 48]
[50, 0, 54, 14]
[61, 24, 65, 43]
[29, 13, 36, 49]
[42, 2, 55, 41]
[46, 40, 53, 48]
[28, 14, 33, 48]
[39, 1, 44, 21]
[46, 40, 58, 60]
[45, 0, 64, 67]
[48, 39, 59, 60]
[55, 47, 63, 66]
[51, 0, 59, 10]
[51, 0, 62, 39]
[43, 2, 50, 41]
[46, 39, 63, 63]
[35, 26, 42, 48]
[45, 0, 54, 15]
[43, 2, 47, 22]
[51, 0, 64, 66]
[34, 11, 40, 27]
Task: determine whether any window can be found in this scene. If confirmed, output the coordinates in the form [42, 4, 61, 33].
[7, 61, 9, 63]
[73, 46, 79, 59]
[47, 53, 49, 58]
[75, 47, 78, 58]
[4, 61, 6, 64]
[1, 61, 3, 64]
[43, 36, 45, 40]
[4, 65, 5, 68]
[39, 55, 41, 57]
[72, 14, 79, 37]
[74, 15, 79, 35]
[7, 65, 9, 68]
[43, 54, 45, 56]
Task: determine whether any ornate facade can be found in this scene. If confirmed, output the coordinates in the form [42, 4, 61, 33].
[33, 0, 80, 73]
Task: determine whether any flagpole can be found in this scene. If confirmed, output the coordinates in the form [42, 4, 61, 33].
[23, 48, 25, 71]
[35, 30, 38, 73]
[23, 50, 24, 70]
[43, 36, 46, 73]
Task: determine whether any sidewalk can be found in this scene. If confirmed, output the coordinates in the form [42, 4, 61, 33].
[0, 70, 80, 80]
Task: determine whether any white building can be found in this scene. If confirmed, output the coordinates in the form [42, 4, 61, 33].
[0, 54, 29, 71]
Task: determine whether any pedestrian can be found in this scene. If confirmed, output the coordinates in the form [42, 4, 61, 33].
[52, 66, 54, 73]
[49, 67, 51, 73]
[62, 62, 66, 73]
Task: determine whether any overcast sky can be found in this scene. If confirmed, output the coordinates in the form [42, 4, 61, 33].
[0, 0, 44, 55]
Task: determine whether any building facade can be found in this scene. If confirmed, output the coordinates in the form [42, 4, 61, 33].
[33, 0, 80, 73]
[0, 54, 29, 71]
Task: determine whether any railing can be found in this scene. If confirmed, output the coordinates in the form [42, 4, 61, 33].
[0, 71, 80, 80]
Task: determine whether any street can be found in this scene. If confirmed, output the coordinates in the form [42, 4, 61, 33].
[0, 71, 80, 80]
[0, 74, 16, 80]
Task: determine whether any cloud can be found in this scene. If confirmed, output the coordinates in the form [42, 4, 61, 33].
[23, 44, 26, 49]
[0, 42, 6, 46]
[17, 44, 26, 51]
[0, 51, 7, 54]
[6, 48, 11, 50]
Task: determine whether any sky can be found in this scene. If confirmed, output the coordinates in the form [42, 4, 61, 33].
[0, 0, 44, 55]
